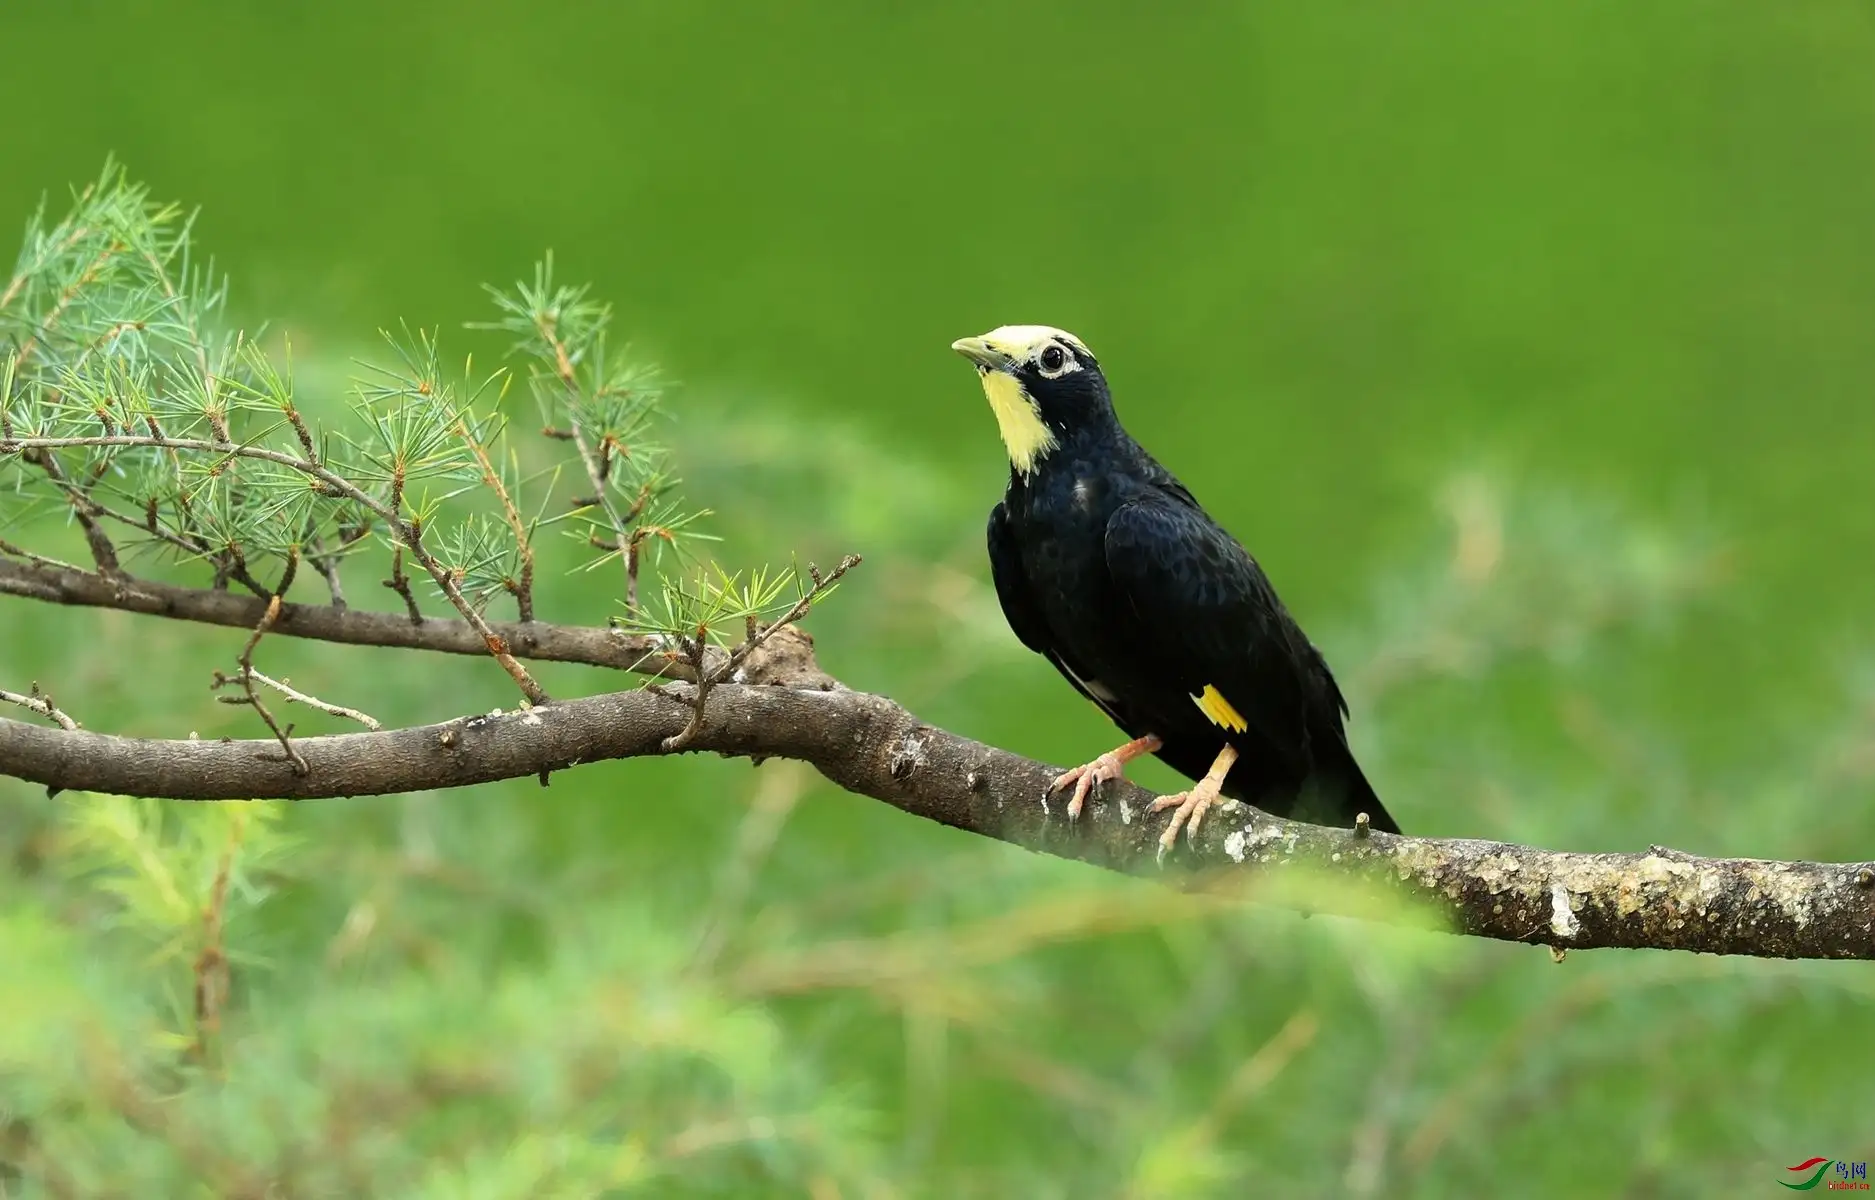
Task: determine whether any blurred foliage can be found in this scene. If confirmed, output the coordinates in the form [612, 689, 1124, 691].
[4, 1, 1875, 1195]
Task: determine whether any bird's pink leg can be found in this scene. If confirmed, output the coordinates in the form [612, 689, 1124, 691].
[1149, 744, 1240, 850]
[1049, 734, 1164, 819]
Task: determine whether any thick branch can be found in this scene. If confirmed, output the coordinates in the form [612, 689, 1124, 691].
[2, 684, 1869, 961]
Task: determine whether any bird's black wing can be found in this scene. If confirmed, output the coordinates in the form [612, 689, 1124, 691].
[1103, 493, 1337, 775]
[1145, 476, 1350, 721]
[988, 501, 1131, 728]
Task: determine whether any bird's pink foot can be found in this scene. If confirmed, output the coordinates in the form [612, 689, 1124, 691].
[1150, 744, 1240, 851]
[1049, 734, 1163, 819]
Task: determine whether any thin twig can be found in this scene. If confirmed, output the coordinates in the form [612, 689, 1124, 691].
[240, 669, 382, 731]
[211, 553, 310, 773]
[383, 545, 422, 622]
[661, 1115, 810, 1162]
[456, 419, 535, 622]
[0, 682, 79, 730]
[0, 538, 83, 572]
[660, 554, 858, 751]
[131, 411, 272, 598]
[627, 535, 643, 613]
[659, 638, 714, 752]
[535, 311, 638, 612]
[621, 481, 657, 614]
[28, 448, 121, 576]
[408, 516, 546, 703]
[568, 422, 633, 605]
[306, 531, 348, 611]
[80, 484, 271, 597]
[717, 554, 862, 684]
[381, 471, 424, 623]
[283, 406, 319, 464]
[68, 319, 149, 374]
[1344, 1011, 1426, 1196]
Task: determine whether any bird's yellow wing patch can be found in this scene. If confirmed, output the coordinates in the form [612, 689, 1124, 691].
[979, 370, 1058, 475]
[1191, 685, 1248, 734]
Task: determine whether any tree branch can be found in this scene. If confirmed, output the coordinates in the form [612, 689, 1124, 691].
[534, 307, 642, 613]
[232, 669, 382, 731]
[0, 432, 550, 705]
[0, 683, 79, 730]
[0, 557, 834, 687]
[3, 681, 1870, 962]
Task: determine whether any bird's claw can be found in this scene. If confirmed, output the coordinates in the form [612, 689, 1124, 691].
[1149, 781, 1222, 851]
[1049, 750, 1127, 821]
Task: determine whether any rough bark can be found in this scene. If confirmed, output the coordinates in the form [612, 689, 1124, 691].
[3, 678, 1871, 961]
[0, 558, 831, 686]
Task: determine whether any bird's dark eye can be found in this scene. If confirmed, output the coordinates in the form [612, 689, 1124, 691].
[1039, 345, 1067, 373]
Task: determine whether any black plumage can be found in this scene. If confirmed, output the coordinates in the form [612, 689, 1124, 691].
[955, 325, 1399, 847]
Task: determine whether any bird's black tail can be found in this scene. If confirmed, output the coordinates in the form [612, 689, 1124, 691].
[1301, 752, 1401, 835]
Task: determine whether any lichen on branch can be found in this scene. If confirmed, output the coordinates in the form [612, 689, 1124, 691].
[2, 680, 1870, 961]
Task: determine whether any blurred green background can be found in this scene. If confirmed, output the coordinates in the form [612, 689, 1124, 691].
[4, 1, 1874, 1195]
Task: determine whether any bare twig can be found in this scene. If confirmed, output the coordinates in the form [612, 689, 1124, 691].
[407, 516, 547, 705]
[0, 682, 79, 730]
[240, 669, 382, 732]
[661, 1115, 815, 1163]
[282, 405, 319, 463]
[0, 538, 82, 572]
[658, 637, 714, 752]
[383, 546, 423, 623]
[211, 554, 309, 773]
[1343, 1010, 1426, 1196]
[306, 532, 349, 611]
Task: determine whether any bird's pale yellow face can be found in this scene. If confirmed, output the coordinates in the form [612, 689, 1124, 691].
[950, 325, 1095, 475]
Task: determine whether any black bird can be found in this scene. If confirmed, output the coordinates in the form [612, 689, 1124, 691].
[951, 324, 1400, 849]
